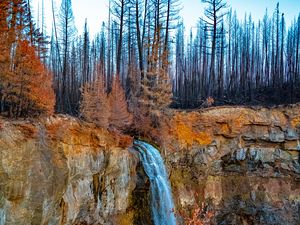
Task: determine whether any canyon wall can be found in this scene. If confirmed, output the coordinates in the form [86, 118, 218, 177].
[158, 105, 300, 225]
[0, 116, 138, 225]
[0, 104, 299, 225]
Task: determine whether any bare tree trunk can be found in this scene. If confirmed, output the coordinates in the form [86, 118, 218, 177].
[116, 0, 125, 75]
[135, 0, 144, 80]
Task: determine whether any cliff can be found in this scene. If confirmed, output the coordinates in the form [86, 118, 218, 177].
[0, 105, 300, 225]
[0, 116, 137, 225]
[157, 104, 300, 225]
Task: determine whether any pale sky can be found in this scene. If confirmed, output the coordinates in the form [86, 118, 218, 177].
[32, 0, 300, 36]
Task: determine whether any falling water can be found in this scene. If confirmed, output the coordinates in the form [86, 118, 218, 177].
[0, 209, 5, 225]
[134, 140, 177, 225]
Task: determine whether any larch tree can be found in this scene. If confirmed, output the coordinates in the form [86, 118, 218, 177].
[80, 70, 110, 128]
[109, 75, 133, 130]
[0, 0, 11, 112]
[7, 40, 55, 117]
[0, 0, 54, 117]
[140, 54, 173, 111]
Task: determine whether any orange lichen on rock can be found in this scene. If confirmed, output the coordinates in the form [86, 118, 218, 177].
[291, 117, 300, 128]
[233, 114, 250, 129]
[220, 123, 230, 133]
[44, 116, 133, 156]
[217, 123, 231, 136]
[172, 113, 212, 148]
[195, 132, 212, 145]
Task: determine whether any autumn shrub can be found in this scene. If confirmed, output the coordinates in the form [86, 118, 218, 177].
[176, 202, 214, 225]
[202, 97, 215, 107]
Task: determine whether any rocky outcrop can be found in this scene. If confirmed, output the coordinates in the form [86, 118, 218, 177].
[0, 104, 299, 225]
[0, 116, 138, 225]
[156, 105, 300, 225]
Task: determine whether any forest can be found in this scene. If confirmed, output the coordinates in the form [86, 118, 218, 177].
[0, 0, 300, 119]
[0, 2, 299, 225]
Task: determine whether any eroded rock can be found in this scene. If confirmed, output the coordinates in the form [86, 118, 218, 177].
[158, 105, 300, 225]
[0, 116, 137, 225]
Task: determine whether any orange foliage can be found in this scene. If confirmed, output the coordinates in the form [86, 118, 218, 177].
[175, 196, 214, 225]
[0, 1, 12, 100]
[79, 74, 133, 132]
[138, 31, 172, 111]
[109, 75, 133, 130]
[80, 76, 110, 128]
[0, 40, 55, 117]
[202, 96, 215, 107]
[181, 203, 214, 225]
[4, 40, 55, 116]
[0, 1, 54, 118]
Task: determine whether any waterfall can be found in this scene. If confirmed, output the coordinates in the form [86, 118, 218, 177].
[0, 209, 5, 225]
[134, 140, 176, 225]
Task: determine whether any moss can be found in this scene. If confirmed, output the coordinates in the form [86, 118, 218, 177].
[129, 189, 153, 225]
[170, 168, 194, 189]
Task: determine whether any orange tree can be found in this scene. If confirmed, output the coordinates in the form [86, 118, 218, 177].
[4, 40, 55, 117]
[80, 74, 110, 128]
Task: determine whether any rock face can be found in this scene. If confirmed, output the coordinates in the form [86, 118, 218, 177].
[0, 116, 138, 225]
[0, 104, 299, 225]
[157, 105, 300, 225]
